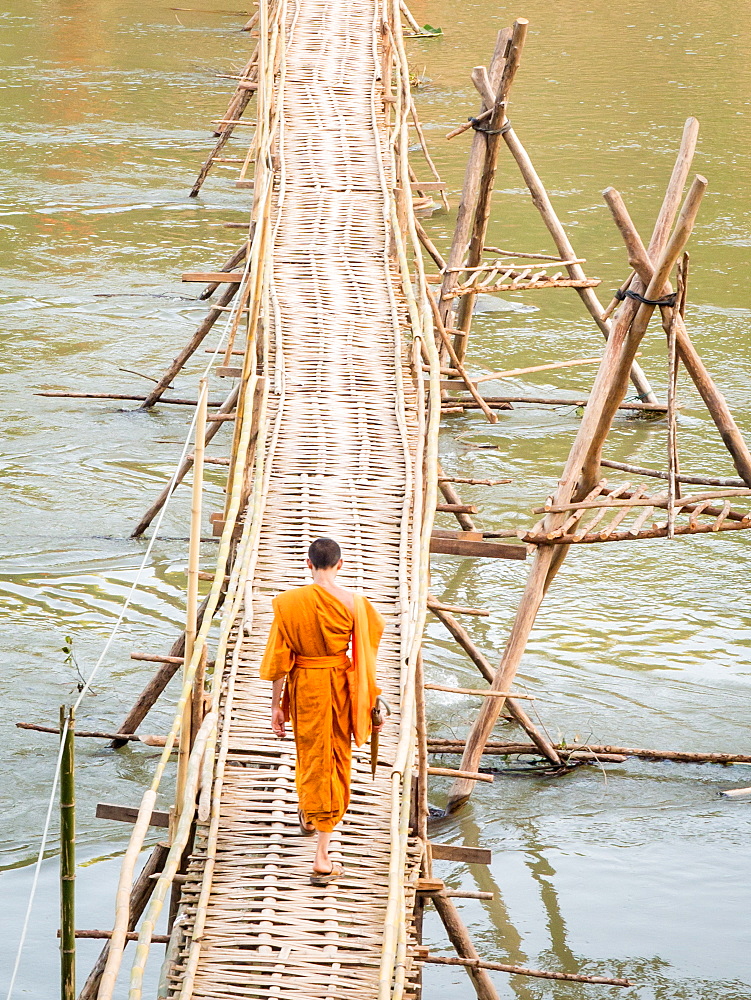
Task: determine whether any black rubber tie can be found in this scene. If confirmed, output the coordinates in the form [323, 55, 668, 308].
[614, 288, 678, 308]
[468, 117, 512, 137]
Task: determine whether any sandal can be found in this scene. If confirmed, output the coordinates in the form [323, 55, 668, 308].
[309, 863, 344, 887]
[298, 810, 315, 837]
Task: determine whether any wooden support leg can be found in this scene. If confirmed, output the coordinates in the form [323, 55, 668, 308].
[454, 20, 528, 364]
[438, 28, 511, 341]
[432, 891, 501, 1000]
[77, 842, 169, 1000]
[428, 604, 560, 765]
[436, 463, 477, 531]
[140, 284, 239, 409]
[111, 591, 225, 748]
[190, 47, 258, 198]
[131, 385, 239, 537]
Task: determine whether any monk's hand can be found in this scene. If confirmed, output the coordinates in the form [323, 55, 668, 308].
[271, 705, 286, 738]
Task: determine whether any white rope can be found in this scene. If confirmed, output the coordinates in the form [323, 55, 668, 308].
[4, 250, 254, 999]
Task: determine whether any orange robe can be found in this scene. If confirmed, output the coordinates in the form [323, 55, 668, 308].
[259, 584, 385, 831]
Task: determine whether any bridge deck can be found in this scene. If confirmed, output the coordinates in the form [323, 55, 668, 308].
[165, 0, 426, 997]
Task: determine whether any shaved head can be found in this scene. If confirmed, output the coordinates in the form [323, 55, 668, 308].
[308, 537, 341, 569]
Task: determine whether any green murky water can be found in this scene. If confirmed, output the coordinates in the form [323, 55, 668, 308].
[1, 1, 749, 996]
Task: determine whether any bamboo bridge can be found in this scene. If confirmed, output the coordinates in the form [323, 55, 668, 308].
[91, 0, 441, 997]
[45, 1, 751, 998]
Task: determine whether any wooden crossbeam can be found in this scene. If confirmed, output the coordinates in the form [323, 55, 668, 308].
[520, 515, 751, 546]
[95, 803, 170, 829]
[424, 683, 534, 700]
[536, 487, 751, 515]
[430, 843, 492, 865]
[440, 277, 601, 298]
[430, 533, 527, 560]
[182, 272, 244, 282]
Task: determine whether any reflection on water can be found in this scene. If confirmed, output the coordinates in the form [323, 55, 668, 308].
[1, 0, 749, 995]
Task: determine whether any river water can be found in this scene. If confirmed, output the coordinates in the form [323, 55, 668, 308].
[1, 1, 749, 997]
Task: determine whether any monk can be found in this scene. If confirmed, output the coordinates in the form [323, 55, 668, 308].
[260, 537, 385, 885]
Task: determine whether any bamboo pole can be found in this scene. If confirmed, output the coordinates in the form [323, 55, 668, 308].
[132, 385, 239, 537]
[666, 257, 684, 537]
[423, 953, 630, 986]
[97, 788, 159, 998]
[409, 99, 449, 211]
[427, 766, 494, 782]
[414, 652, 430, 868]
[444, 394, 667, 413]
[446, 167, 707, 812]
[16, 722, 166, 746]
[122, 18, 284, 989]
[60, 706, 75, 1000]
[139, 284, 238, 409]
[472, 356, 602, 383]
[599, 459, 744, 488]
[176, 380, 208, 819]
[602, 185, 751, 486]
[129, 713, 216, 999]
[427, 739, 751, 765]
[453, 19, 528, 362]
[35, 392, 221, 407]
[379, 4, 443, 993]
[70, 930, 170, 944]
[414, 219, 446, 271]
[77, 843, 168, 1000]
[425, 683, 533, 699]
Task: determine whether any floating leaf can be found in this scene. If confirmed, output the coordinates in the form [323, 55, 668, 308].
[421, 23, 442, 35]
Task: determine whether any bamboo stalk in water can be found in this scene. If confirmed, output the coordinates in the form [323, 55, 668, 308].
[60, 706, 75, 1000]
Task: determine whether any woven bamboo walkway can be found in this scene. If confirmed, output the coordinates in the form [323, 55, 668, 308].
[161, 0, 429, 997]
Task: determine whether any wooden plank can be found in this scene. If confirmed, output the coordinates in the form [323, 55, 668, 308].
[431, 529, 483, 541]
[95, 803, 170, 829]
[426, 597, 489, 617]
[430, 843, 492, 865]
[216, 366, 244, 378]
[430, 535, 527, 560]
[436, 503, 478, 514]
[409, 181, 446, 191]
[427, 766, 494, 783]
[182, 272, 245, 282]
